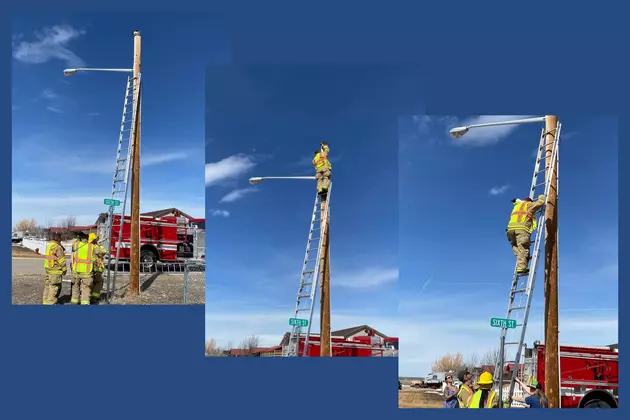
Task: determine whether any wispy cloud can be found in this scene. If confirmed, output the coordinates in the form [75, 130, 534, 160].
[12, 25, 86, 67]
[88, 112, 100, 117]
[68, 152, 190, 173]
[209, 209, 230, 217]
[489, 184, 510, 195]
[41, 88, 59, 100]
[46, 106, 64, 113]
[335, 267, 398, 289]
[219, 187, 258, 203]
[205, 154, 256, 187]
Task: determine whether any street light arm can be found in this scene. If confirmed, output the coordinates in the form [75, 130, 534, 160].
[63, 67, 134, 76]
[249, 176, 316, 185]
[450, 116, 548, 139]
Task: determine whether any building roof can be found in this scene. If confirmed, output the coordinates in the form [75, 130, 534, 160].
[141, 208, 193, 219]
[227, 346, 282, 356]
[331, 325, 388, 339]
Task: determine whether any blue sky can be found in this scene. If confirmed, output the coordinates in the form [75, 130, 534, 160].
[11, 13, 229, 227]
[398, 115, 618, 376]
[204, 66, 422, 347]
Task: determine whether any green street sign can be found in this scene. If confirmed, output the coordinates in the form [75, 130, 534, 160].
[289, 318, 308, 327]
[104, 199, 121, 207]
[490, 317, 517, 329]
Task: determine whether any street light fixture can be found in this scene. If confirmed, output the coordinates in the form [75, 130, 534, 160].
[249, 176, 316, 185]
[63, 68, 133, 76]
[449, 116, 548, 139]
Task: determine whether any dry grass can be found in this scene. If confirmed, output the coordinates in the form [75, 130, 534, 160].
[12, 246, 40, 258]
[399, 390, 444, 409]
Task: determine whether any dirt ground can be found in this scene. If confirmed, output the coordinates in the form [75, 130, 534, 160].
[399, 389, 444, 409]
[12, 255, 205, 305]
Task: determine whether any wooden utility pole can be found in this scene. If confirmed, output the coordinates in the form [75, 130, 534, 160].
[543, 115, 560, 407]
[319, 196, 331, 357]
[129, 30, 142, 296]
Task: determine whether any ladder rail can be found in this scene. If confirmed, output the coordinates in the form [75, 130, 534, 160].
[104, 73, 142, 301]
[287, 192, 321, 356]
[503, 121, 561, 400]
[303, 182, 332, 355]
[495, 128, 547, 380]
[105, 75, 134, 301]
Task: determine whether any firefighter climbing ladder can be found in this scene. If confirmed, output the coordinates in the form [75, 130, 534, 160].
[494, 121, 562, 402]
[285, 183, 333, 357]
[103, 73, 142, 302]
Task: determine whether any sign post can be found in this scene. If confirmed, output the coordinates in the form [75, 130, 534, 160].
[490, 318, 514, 408]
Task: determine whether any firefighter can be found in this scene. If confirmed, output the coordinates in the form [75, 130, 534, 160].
[506, 194, 546, 274]
[70, 232, 88, 304]
[457, 369, 475, 408]
[312, 141, 331, 196]
[72, 232, 95, 305]
[42, 232, 67, 305]
[512, 376, 548, 408]
[467, 372, 499, 408]
[88, 233, 107, 304]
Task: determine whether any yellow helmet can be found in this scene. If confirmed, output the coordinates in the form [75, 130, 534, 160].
[88, 233, 98, 243]
[477, 371, 494, 385]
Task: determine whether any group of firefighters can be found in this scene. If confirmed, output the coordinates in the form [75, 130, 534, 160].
[42, 231, 108, 305]
[444, 370, 548, 408]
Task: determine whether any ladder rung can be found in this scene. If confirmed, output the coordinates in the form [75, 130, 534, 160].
[300, 282, 312, 286]
[310, 237, 320, 241]
[298, 295, 311, 299]
[305, 259, 317, 262]
[303, 270, 314, 275]
[307, 247, 319, 252]
[505, 342, 520, 345]
[509, 306, 526, 311]
[532, 181, 546, 188]
[512, 288, 527, 294]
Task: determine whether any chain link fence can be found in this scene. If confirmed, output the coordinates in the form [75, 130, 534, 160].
[100, 259, 205, 304]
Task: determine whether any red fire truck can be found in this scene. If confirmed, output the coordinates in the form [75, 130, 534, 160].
[98, 214, 205, 265]
[524, 341, 618, 408]
[289, 333, 399, 357]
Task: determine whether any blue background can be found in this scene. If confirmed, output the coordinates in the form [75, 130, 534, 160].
[3, 2, 627, 420]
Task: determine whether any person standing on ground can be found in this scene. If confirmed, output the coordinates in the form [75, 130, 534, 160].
[506, 194, 546, 275]
[88, 233, 107, 304]
[443, 374, 460, 408]
[42, 232, 67, 305]
[313, 141, 331, 196]
[512, 377, 548, 408]
[467, 372, 499, 408]
[72, 232, 95, 305]
[70, 232, 88, 304]
[457, 370, 475, 408]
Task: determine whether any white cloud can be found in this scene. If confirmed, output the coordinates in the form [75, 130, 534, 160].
[67, 152, 190, 174]
[335, 267, 398, 289]
[13, 25, 86, 67]
[489, 184, 509, 195]
[205, 154, 256, 187]
[219, 187, 258, 203]
[41, 88, 59, 100]
[209, 209, 230, 217]
[46, 106, 64, 113]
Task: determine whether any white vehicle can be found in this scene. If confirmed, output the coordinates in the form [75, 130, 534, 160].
[12, 232, 24, 243]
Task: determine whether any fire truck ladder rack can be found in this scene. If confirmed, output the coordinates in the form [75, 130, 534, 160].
[284, 182, 333, 357]
[104, 73, 142, 303]
[495, 121, 562, 402]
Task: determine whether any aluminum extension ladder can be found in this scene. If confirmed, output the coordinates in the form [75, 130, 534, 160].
[104, 73, 142, 302]
[284, 182, 333, 357]
[494, 121, 562, 401]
